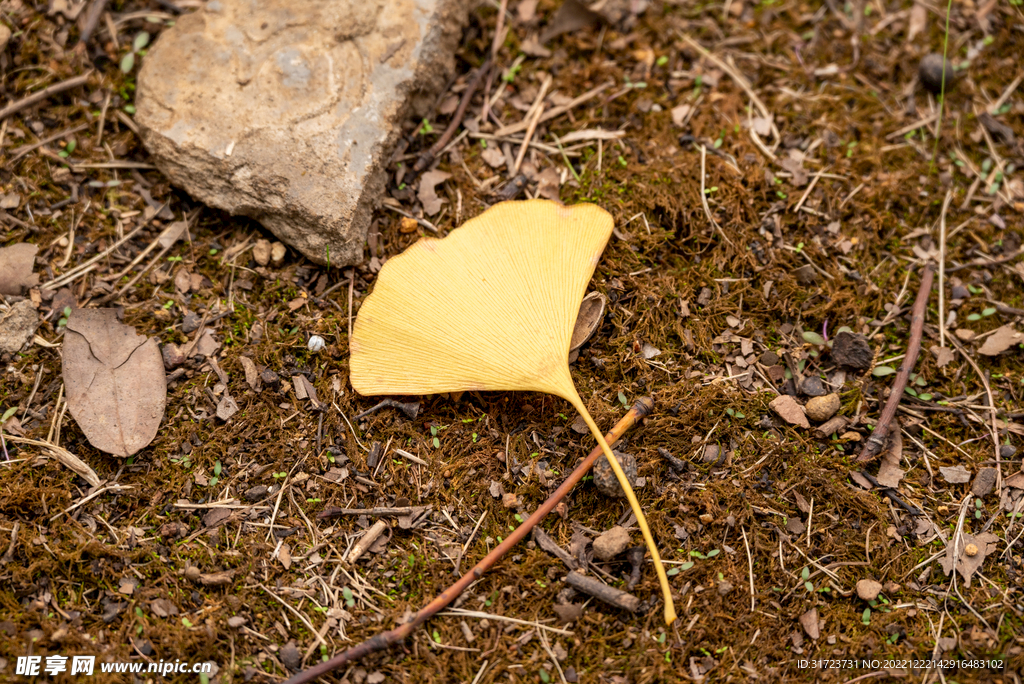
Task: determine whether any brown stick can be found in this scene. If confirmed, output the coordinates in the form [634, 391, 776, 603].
[281, 397, 654, 684]
[0, 72, 93, 121]
[412, 59, 492, 174]
[856, 265, 934, 463]
[565, 571, 641, 612]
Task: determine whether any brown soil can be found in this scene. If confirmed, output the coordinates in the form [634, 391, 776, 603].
[2, 0, 1024, 683]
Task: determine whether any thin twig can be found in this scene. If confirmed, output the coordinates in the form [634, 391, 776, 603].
[698, 145, 734, 247]
[281, 398, 653, 684]
[938, 189, 952, 349]
[856, 265, 934, 462]
[741, 526, 755, 613]
[494, 82, 612, 137]
[513, 75, 552, 175]
[0, 72, 93, 121]
[413, 59, 492, 174]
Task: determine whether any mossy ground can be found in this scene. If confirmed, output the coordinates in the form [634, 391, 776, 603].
[2, 0, 1024, 683]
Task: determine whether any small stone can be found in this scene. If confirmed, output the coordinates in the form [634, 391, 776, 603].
[951, 284, 969, 300]
[0, 300, 39, 353]
[971, 468, 998, 497]
[955, 328, 975, 342]
[805, 393, 840, 422]
[999, 444, 1017, 459]
[856, 578, 882, 601]
[502, 492, 518, 509]
[717, 580, 734, 595]
[270, 242, 287, 268]
[260, 369, 280, 387]
[801, 375, 827, 397]
[831, 331, 873, 370]
[253, 239, 271, 266]
[840, 431, 862, 441]
[964, 543, 978, 557]
[702, 444, 720, 463]
[243, 485, 268, 501]
[182, 312, 201, 333]
[280, 641, 302, 672]
[136, 0, 471, 266]
[760, 350, 779, 366]
[227, 616, 247, 628]
[794, 264, 817, 285]
[882, 581, 900, 595]
[919, 53, 955, 94]
[769, 394, 810, 429]
[592, 526, 630, 561]
[593, 450, 638, 498]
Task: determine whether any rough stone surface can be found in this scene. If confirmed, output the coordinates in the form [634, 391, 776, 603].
[805, 393, 840, 422]
[971, 467, 998, 497]
[136, 0, 471, 266]
[0, 300, 39, 353]
[593, 449, 638, 498]
[831, 331, 873, 370]
[856, 578, 882, 601]
[592, 526, 630, 561]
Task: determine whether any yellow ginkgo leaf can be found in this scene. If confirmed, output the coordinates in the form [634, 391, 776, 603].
[350, 199, 676, 626]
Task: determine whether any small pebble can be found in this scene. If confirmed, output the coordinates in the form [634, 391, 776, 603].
[964, 543, 978, 557]
[253, 239, 271, 266]
[805, 393, 840, 422]
[950, 284, 969, 300]
[1000, 444, 1017, 459]
[593, 450, 638, 498]
[919, 53, 955, 94]
[831, 331, 873, 370]
[307, 334, 326, 352]
[801, 375, 827, 397]
[592, 526, 630, 561]
[856, 578, 882, 601]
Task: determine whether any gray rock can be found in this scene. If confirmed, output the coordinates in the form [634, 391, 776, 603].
[831, 331, 873, 370]
[0, 300, 39, 353]
[950, 284, 969, 301]
[856, 578, 882, 601]
[592, 526, 630, 561]
[593, 449, 638, 498]
[801, 375, 827, 397]
[971, 468, 997, 498]
[1000, 444, 1017, 460]
[136, 0, 471, 266]
[919, 53, 954, 94]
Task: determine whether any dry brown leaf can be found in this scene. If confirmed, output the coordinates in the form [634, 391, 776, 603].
[418, 170, 451, 216]
[799, 607, 820, 640]
[63, 309, 166, 457]
[239, 356, 259, 390]
[930, 345, 955, 368]
[939, 465, 971, 484]
[481, 146, 506, 168]
[0, 243, 39, 295]
[671, 104, 692, 127]
[876, 421, 905, 488]
[769, 395, 810, 429]
[938, 532, 998, 587]
[540, 0, 599, 43]
[977, 325, 1023, 356]
[569, 291, 605, 352]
